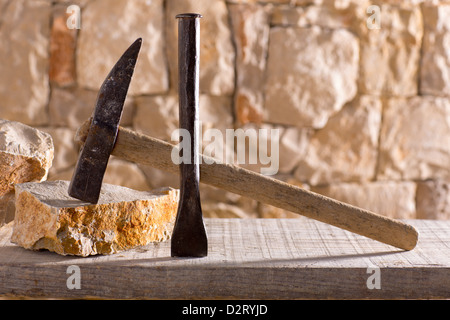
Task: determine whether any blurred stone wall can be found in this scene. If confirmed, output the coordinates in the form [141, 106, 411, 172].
[0, 0, 449, 220]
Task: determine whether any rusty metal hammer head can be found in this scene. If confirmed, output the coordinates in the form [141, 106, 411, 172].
[68, 38, 142, 203]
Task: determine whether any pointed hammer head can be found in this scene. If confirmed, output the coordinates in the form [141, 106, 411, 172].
[68, 38, 142, 203]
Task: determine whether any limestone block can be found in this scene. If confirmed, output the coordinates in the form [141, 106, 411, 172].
[77, 0, 168, 95]
[312, 181, 417, 219]
[49, 4, 77, 87]
[420, 4, 450, 96]
[270, 5, 305, 26]
[294, 96, 382, 186]
[377, 96, 450, 180]
[165, 0, 235, 95]
[0, 120, 54, 226]
[0, 0, 51, 125]
[197, 95, 234, 133]
[416, 180, 450, 220]
[229, 3, 270, 124]
[264, 26, 359, 128]
[11, 180, 179, 256]
[358, 4, 423, 97]
[0, 120, 54, 196]
[271, 1, 369, 29]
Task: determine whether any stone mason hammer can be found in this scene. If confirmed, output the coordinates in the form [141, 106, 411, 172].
[68, 37, 142, 204]
[74, 118, 419, 251]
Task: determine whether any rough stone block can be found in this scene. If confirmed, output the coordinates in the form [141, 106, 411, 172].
[0, 120, 54, 226]
[0, 120, 54, 196]
[358, 4, 423, 97]
[11, 180, 179, 256]
[76, 0, 168, 95]
[229, 3, 270, 125]
[294, 96, 382, 185]
[378, 96, 450, 180]
[416, 180, 450, 220]
[49, 4, 77, 87]
[420, 4, 450, 96]
[0, 0, 51, 125]
[264, 26, 359, 128]
[271, 1, 368, 29]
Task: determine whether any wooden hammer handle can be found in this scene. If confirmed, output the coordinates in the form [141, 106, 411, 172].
[76, 122, 419, 250]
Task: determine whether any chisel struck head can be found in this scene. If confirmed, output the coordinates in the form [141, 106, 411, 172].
[68, 38, 142, 203]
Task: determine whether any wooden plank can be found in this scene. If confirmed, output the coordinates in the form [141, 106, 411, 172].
[0, 218, 449, 299]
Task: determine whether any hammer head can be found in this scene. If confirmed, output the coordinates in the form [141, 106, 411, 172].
[68, 38, 142, 203]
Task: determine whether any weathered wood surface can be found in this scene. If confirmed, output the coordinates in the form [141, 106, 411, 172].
[0, 218, 448, 299]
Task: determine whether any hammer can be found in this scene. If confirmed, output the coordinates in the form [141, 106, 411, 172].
[69, 37, 142, 204]
[70, 26, 418, 253]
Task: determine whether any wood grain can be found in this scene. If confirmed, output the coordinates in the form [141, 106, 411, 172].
[0, 218, 448, 299]
[76, 123, 419, 251]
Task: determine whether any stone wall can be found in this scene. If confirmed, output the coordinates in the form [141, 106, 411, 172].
[1, 0, 449, 220]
